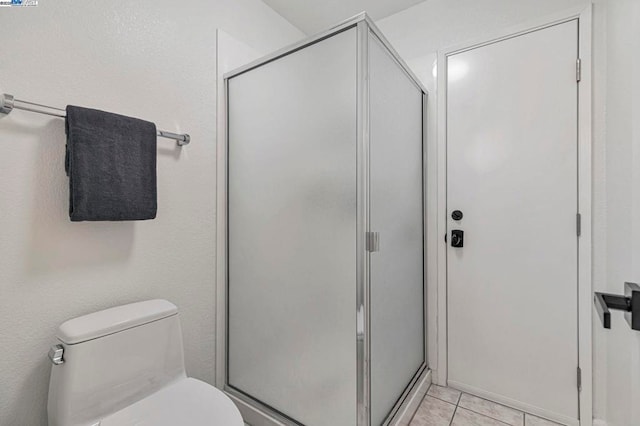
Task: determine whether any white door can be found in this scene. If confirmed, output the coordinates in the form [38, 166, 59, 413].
[446, 21, 579, 424]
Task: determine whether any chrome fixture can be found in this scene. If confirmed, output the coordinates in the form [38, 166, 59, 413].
[48, 344, 64, 365]
[366, 231, 380, 252]
[0, 93, 190, 146]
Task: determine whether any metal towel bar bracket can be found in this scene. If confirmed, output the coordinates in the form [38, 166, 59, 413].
[594, 282, 640, 330]
[0, 93, 190, 146]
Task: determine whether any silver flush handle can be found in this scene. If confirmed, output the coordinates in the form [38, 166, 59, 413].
[48, 344, 64, 365]
[0, 94, 14, 115]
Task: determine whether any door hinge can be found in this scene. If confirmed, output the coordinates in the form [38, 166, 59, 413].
[576, 58, 582, 83]
[576, 213, 582, 237]
[577, 367, 582, 392]
[366, 232, 380, 252]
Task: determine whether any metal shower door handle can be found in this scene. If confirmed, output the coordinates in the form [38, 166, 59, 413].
[366, 232, 380, 252]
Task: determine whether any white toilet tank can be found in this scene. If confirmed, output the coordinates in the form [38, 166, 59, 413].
[48, 300, 187, 426]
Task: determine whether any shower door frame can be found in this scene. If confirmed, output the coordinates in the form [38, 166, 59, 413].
[217, 13, 430, 426]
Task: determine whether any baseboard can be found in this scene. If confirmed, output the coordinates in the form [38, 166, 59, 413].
[447, 380, 579, 426]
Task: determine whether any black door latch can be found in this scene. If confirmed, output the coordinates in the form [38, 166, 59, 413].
[451, 230, 464, 248]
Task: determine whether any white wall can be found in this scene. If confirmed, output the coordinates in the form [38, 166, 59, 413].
[377, 0, 639, 424]
[597, 1, 640, 424]
[0, 1, 303, 425]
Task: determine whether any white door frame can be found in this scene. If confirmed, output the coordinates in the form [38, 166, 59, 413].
[434, 5, 592, 425]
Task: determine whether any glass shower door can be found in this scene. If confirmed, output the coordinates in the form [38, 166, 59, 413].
[225, 17, 426, 426]
[226, 28, 358, 426]
[368, 32, 426, 425]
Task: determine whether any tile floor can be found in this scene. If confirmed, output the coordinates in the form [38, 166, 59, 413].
[409, 385, 564, 426]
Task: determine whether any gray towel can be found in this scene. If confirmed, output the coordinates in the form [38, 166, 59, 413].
[65, 106, 157, 221]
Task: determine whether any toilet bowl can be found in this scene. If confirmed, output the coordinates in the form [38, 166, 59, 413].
[47, 299, 243, 426]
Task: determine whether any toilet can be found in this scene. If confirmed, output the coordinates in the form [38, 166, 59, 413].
[47, 299, 244, 426]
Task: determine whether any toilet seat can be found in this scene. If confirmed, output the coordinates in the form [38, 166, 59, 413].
[100, 378, 243, 426]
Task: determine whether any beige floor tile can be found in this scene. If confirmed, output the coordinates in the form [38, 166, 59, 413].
[410, 395, 456, 426]
[458, 393, 524, 425]
[427, 385, 461, 405]
[524, 414, 564, 426]
[452, 407, 510, 426]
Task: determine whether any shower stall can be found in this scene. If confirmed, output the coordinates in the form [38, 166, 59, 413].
[222, 13, 427, 426]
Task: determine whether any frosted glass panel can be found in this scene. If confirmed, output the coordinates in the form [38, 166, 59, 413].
[369, 33, 425, 424]
[227, 28, 357, 426]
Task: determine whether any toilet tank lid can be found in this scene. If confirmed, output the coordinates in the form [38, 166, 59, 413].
[57, 300, 178, 344]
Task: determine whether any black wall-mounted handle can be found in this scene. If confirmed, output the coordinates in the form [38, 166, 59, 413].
[594, 282, 640, 330]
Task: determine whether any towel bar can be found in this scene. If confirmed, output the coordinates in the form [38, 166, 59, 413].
[594, 282, 640, 330]
[0, 93, 190, 146]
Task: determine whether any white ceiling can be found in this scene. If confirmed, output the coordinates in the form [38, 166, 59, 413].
[262, 0, 427, 34]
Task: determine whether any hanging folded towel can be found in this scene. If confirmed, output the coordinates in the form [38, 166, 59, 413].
[65, 106, 157, 221]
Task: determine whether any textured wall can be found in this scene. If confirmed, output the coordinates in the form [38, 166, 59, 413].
[0, 1, 302, 425]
